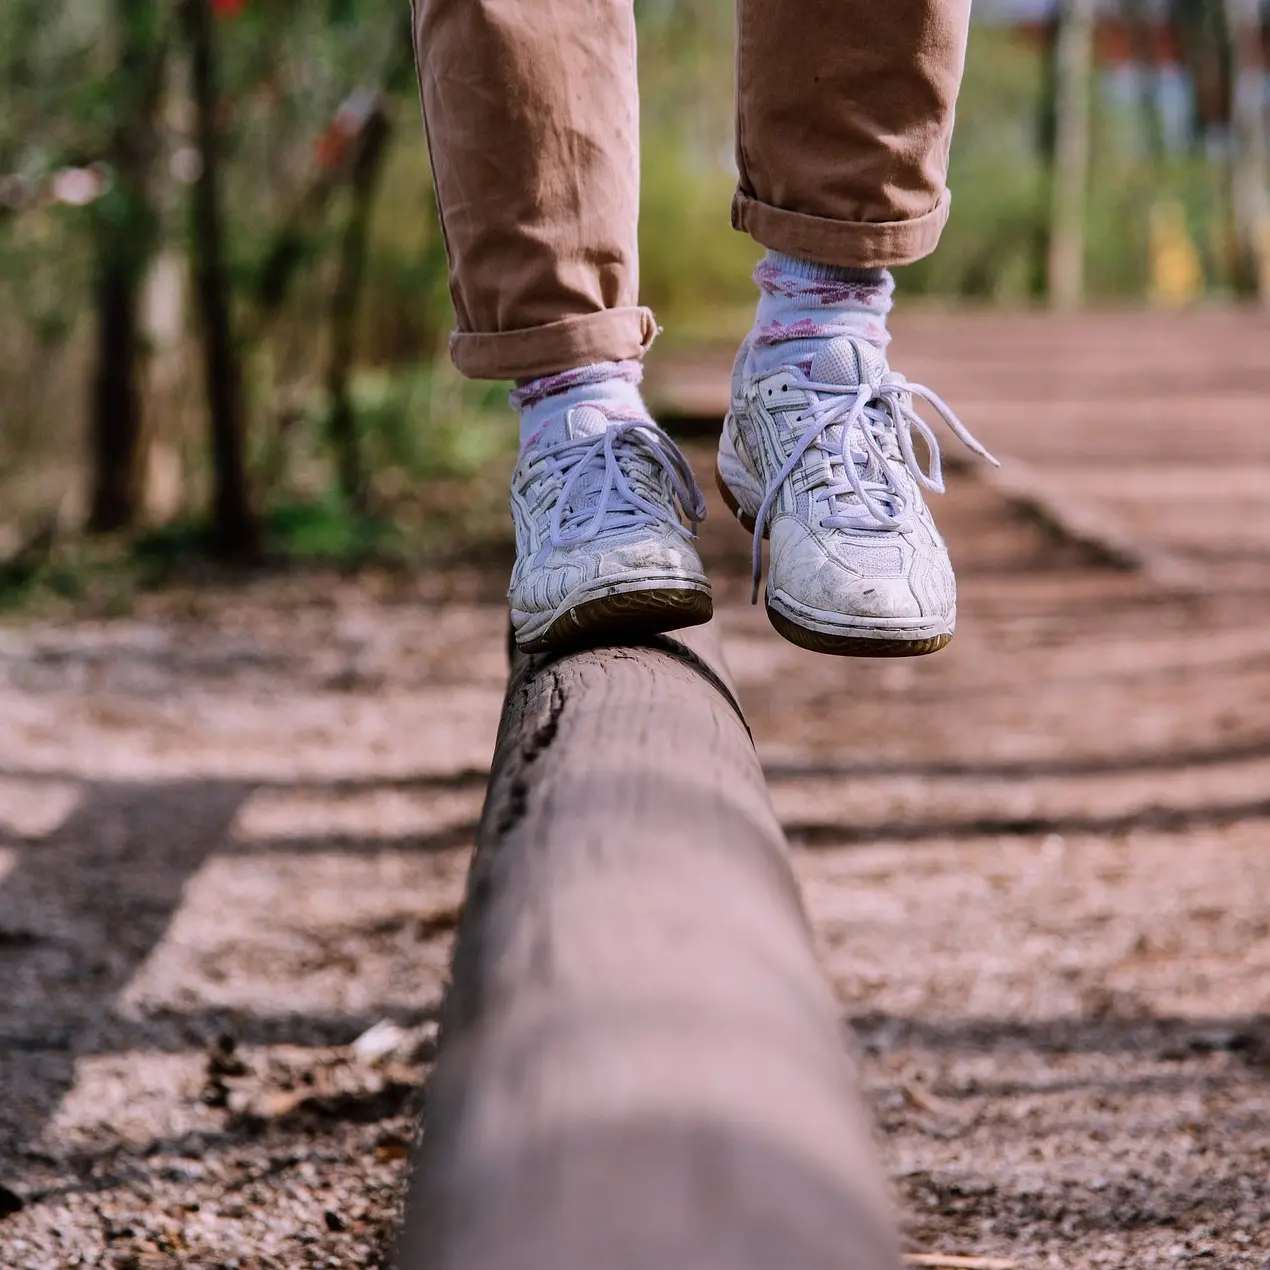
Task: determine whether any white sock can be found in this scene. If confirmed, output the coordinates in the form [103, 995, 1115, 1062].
[511, 361, 649, 449]
[745, 251, 894, 378]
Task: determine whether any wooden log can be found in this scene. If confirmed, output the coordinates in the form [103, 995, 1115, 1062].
[397, 624, 899, 1270]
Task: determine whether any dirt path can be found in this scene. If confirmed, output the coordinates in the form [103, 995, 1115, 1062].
[2, 313, 1269, 1268]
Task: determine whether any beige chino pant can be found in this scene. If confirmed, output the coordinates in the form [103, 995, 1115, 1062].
[412, 0, 972, 380]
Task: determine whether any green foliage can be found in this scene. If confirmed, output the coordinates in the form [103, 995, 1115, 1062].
[0, 535, 146, 617]
[357, 136, 454, 364]
[1083, 156, 1226, 297]
[263, 496, 401, 561]
[639, 140, 761, 339]
[0, 0, 1248, 593]
[899, 29, 1050, 300]
[0, 358, 517, 612]
[897, 27, 1229, 302]
[267, 361, 516, 568]
[342, 362, 512, 484]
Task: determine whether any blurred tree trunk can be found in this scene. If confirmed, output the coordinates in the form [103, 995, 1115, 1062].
[1170, 0, 1230, 147]
[1224, 0, 1270, 299]
[1048, 0, 1096, 309]
[88, 0, 164, 533]
[183, 0, 259, 560]
[1031, 13, 1060, 298]
[89, 237, 149, 533]
[1124, 0, 1165, 160]
[326, 100, 391, 511]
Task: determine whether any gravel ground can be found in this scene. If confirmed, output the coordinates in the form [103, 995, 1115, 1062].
[3, 314, 1269, 1268]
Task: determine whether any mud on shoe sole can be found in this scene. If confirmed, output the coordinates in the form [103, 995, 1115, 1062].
[765, 602, 952, 657]
[766, 590, 953, 658]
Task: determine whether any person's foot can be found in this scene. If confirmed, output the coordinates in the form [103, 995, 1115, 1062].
[716, 334, 996, 657]
[509, 404, 711, 653]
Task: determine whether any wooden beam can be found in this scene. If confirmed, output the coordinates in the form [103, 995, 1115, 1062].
[398, 624, 899, 1270]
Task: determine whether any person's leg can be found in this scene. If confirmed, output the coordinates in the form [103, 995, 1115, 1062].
[414, 0, 710, 652]
[719, 0, 996, 658]
[732, 0, 970, 269]
[415, 0, 651, 380]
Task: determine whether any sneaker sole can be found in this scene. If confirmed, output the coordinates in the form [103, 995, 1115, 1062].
[716, 464, 952, 659]
[765, 602, 952, 657]
[515, 581, 713, 654]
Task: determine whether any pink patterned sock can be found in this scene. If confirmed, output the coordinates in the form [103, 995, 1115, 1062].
[511, 361, 649, 450]
[746, 251, 894, 378]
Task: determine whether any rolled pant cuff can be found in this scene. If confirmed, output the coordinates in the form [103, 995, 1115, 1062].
[449, 306, 658, 381]
[731, 190, 951, 269]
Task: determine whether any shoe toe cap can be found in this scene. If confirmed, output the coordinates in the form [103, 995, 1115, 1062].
[511, 531, 705, 616]
[781, 565, 925, 620]
[769, 519, 952, 621]
[602, 532, 704, 578]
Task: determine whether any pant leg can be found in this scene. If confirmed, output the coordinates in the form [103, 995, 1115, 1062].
[732, 0, 972, 269]
[414, 0, 654, 380]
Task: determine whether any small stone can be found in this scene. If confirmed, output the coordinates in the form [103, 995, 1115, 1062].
[200, 1079, 229, 1108]
[351, 1019, 438, 1067]
[207, 1034, 249, 1078]
[0, 1182, 24, 1218]
[409, 1020, 440, 1064]
[351, 1020, 408, 1066]
[374, 1134, 410, 1162]
[323, 1210, 346, 1232]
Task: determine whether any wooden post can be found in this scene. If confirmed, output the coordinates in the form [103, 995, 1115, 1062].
[1047, 0, 1096, 310]
[398, 626, 899, 1270]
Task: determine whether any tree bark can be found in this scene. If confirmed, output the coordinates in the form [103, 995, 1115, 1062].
[183, 0, 259, 560]
[1047, 0, 1096, 310]
[89, 245, 149, 532]
[87, 0, 164, 533]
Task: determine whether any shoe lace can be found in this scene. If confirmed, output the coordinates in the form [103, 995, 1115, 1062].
[749, 371, 998, 602]
[536, 413, 708, 548]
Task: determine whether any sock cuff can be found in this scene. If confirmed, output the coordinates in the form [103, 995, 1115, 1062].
[513, 361, 650, 448]
[746, 253, 894, 376]
[755, 254, 895, 317]
[510, 360, 643, 411]
[759, 251, 889, 285]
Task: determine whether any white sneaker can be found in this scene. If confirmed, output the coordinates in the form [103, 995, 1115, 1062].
[716, 335, 997, 657]
[509, 405, 712, 653]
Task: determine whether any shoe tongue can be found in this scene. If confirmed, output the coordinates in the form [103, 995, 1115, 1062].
[549, 404, 672, 535]
[532, 403, 611, 449]
[566, 404, 611, 439]
[806, 337, 900, 497]
[809, 336, 886, 389]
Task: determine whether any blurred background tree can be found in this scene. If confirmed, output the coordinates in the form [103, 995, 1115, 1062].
[88, 0, 166, 534]
[0, 0, 1267, 596]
